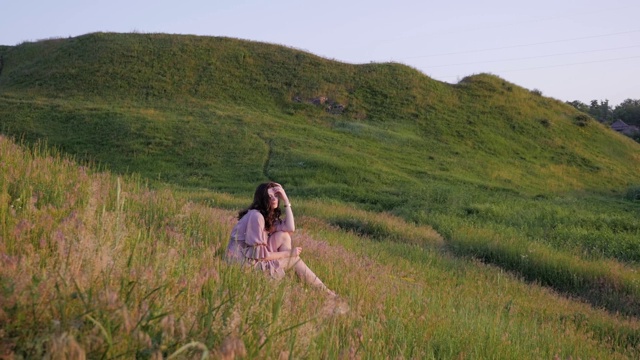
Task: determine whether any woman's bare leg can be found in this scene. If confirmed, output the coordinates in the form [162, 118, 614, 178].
[279, 256, 334, 295]
[271, 232, 336, 296]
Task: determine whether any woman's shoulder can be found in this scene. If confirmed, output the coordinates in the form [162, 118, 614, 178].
[246, 209, 264, 220]
[240, 209, 261, 216]
[238, 209, 263, 224]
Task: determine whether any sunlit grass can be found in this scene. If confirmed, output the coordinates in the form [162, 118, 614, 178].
[2, 136, 639, 358]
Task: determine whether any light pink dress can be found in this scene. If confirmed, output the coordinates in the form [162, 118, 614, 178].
[226, 209, 289, 279]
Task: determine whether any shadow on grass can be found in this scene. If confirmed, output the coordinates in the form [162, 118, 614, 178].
[330, 213, 640, 345]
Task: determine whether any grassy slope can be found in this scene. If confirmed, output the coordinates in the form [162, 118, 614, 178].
[1, 32, 640, 354]
[1, 135, 639, 359]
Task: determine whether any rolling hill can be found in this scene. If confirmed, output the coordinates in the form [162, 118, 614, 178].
[1, 32, 638, 197]
[1, 32, 640, 358]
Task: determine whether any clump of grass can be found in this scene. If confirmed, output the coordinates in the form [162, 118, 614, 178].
[574, 113, 590, 127]
[625, 186, 640, 202]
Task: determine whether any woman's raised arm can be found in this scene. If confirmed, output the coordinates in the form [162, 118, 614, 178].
[274, 184, 295, 232]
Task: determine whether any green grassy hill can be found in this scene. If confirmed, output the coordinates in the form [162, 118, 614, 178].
[1, 33, 638, 196]
[1, 32, 640, 357]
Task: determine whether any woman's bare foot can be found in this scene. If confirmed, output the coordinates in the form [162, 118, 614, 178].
[317, 283, 337, 297]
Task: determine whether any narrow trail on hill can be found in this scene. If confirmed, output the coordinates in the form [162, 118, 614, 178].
[259, 136, 273, 181]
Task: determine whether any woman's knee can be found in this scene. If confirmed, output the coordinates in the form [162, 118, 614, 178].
[270, 231, 292, 251]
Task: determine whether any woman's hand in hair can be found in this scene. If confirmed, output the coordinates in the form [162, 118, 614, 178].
[273, 183, 290, 205]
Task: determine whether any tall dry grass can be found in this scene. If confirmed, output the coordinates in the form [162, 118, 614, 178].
[2, 135, 640, 359]
[0, 136, 347, 358]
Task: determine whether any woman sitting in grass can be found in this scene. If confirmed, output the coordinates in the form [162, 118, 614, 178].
[226, 182, 336, 297]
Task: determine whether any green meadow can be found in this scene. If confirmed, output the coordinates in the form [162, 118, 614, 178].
[1, 32, 640, 358]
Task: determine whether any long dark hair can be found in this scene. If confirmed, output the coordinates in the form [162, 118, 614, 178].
[238, 182, 282, 230]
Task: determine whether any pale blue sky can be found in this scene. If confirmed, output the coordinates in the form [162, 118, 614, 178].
[2, 0, 639, 106]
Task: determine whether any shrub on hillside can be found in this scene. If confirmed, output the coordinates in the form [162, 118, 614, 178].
[574, 114, 590, 127]
[531, 88, 543, 96]
[625, 186, 640, 202]
[539, 118, 551, 128]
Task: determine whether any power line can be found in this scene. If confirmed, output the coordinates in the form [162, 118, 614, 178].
[426, 45, 640, 69]
[403, 29, 640, 59]
[437, 55, 640, 79]
[373, 4, 639, 48]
